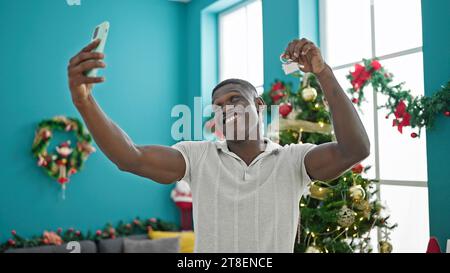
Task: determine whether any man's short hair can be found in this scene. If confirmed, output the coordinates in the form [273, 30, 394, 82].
[212, 79, 258, 98]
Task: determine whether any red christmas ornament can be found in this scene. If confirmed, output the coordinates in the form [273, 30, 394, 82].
[8, 239, 16, 246]
[75, 230, 81, 236]
[95, 230, 102, 236]
[351, 98, 359, 104]
[444, 111, 450, 117]
[133, 219, 140, 225]
[68, 228, 74, 233]
[11, 230, 17, 236]
[351, 163, 364, 174]
[411, 133, 418, 138]
[279, 103, 293, 118]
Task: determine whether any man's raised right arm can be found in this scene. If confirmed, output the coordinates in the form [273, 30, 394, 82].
[67, 40, 185, 184]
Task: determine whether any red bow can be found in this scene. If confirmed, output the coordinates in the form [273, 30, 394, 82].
[350, 64, 371, 91]
[371, 60, 382, 71]
[392, 101, 411, 133]
[270, 82, 286, 102]
[272, 82, 284, 91]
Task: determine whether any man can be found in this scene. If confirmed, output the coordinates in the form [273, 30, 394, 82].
[67, 38, 370, 253]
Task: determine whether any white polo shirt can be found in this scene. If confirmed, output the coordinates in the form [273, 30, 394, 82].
[172, 138, 316, 253]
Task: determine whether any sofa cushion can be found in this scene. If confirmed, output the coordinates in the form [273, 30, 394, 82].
[97, 234, 148, 253]
[5, 245, 54, 253]
[5, 240, 97, 253]
[123, 237, 180, 253]
[148, 230, 195, 253]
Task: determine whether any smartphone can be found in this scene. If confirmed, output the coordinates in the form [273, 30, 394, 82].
[86, 21, 110, 78]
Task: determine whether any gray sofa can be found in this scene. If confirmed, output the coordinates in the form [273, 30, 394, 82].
[5, 234, 152, 253]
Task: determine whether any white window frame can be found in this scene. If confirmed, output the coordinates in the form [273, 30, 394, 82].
[218, 0, 264, 94]
[319, 0, 427, 248]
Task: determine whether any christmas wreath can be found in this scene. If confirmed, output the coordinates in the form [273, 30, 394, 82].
[347, 59, 450, 138]
[31, 116, 96, 197]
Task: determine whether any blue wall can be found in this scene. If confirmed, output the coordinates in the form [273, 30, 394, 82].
[421, 0, 450, 248]
[0, 0, 187, 241]
[262, 0, 300, 89]
[263, 0, 319, 90]
[299, 0, 319, 45]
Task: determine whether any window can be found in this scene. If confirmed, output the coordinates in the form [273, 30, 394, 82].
[320, 0, 429, 252]
[219, 0, 264, 94]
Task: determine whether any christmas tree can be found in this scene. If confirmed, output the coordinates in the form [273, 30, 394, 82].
[263, 72, 397, 253]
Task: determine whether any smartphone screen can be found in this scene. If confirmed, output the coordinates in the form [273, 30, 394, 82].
[92, 26, 99, 40]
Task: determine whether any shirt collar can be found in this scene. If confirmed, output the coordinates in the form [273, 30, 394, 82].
[214, 138, 281, 154]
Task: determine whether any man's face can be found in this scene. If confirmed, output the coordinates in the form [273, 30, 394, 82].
[212, 84, 261, 141]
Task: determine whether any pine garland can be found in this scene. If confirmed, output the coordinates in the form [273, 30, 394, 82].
[347, 58, 450, 137]
[1, 217, 179, 252]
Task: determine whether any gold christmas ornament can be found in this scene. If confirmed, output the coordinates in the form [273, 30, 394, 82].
[337, 205, 356, 227]
[309, 183, 331, 200]
[349, 185, 366, 202]
[379, 241, 393, 253]
[354, 199, 370, 211]
[354, 200, 371, 219]
[302, 86, 318, 102]
[305, 245, 322, 253]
